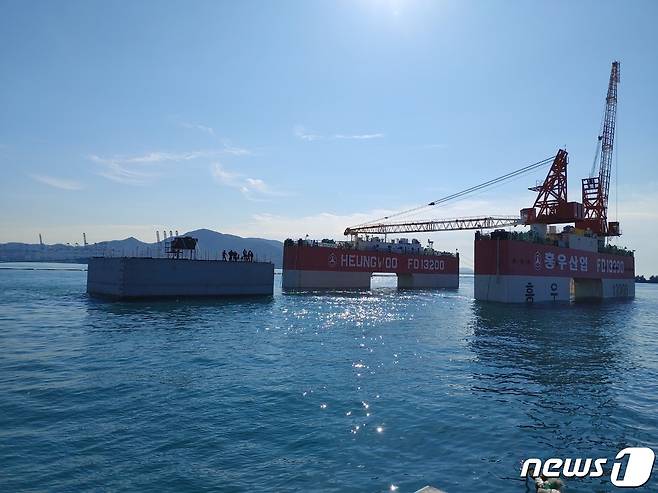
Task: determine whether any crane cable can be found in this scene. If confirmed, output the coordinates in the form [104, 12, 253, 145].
[590, 110, 606, 178]
[350, 154, 557, 229]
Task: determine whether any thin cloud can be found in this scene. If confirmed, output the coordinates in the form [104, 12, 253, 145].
[294, 125, 384, 142]
[334, 133, 384, 140]
[221, 139, 253, 156]
[95, 162, 155, 185]
[180, 121, 215, 136]
[210, 163, 286, 201]
[91, 151, 210, 165]
[176, 118, 256, 155]
[294, 126, 323, 142]
[90, 150, 220, 185]
[29, 174, 84, 190]
[210, 163, 242, 187]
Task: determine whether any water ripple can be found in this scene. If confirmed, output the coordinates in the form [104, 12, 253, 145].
[0, 267, 657, 492]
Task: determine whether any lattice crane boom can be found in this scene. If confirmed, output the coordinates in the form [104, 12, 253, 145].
[344, 216, 521, 236]
[600, 61, 620, 212]
[344, 155, 557, 237]
[576, 61, 620, 236]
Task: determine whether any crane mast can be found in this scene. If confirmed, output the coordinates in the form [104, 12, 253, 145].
[576, 60, 620, 237]
[600, 61, 620, 213]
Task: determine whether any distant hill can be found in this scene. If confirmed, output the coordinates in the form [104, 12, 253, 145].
[183, 229, 282, 265]
[0, 229, 284, 268]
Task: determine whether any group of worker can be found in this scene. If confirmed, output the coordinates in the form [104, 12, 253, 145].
[222, 249, 255, 262]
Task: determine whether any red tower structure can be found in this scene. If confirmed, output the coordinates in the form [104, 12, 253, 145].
[520, 149, 583, 225]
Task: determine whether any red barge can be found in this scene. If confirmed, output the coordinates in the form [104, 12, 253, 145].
[474, 229, 634, 303]
[283, 237, 458, 290]
[474, 61, 634, 303]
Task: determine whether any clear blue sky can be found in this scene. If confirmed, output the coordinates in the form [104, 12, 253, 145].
[1, 1, 657, 273]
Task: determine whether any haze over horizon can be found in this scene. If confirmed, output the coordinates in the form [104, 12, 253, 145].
[1, 1, 657, 274]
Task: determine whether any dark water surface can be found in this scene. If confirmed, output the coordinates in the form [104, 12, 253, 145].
[1, 263, 657, 492]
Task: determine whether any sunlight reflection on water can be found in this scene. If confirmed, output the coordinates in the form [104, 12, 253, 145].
[0, 268, 657, 492]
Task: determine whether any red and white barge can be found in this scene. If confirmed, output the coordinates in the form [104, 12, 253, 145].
[283, 237, 459, 290]
[474, 228, 634, 303]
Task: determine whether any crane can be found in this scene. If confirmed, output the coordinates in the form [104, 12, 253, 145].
[345, 62, 621, 240]
[576, 60, 620, 237]
[343, 156, 557, 237]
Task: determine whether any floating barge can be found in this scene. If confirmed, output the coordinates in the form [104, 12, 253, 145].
[282, 237, 458, 290]
[474, 63, 635, 303]
[87, 236, 274, 299]
[87, 257, 274, 299]
[474, 228, 634, 303]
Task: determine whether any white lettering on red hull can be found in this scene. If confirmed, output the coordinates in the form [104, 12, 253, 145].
[597, 258, 625, 274]
[341, 254, 401, 270]
[473, 239, 633, 279]
[407, 258, 445, 271]
[283, 243, 458, 275]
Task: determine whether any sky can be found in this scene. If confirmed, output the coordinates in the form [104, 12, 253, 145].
[1, 0, 657, 274]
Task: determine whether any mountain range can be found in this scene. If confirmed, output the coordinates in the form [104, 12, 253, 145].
[0, 229, 285, 268]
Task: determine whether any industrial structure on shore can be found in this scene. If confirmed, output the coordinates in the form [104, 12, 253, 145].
[283, 61, 634, 302]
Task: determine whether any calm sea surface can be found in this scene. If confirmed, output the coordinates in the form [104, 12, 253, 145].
[1, 263, 657, 492]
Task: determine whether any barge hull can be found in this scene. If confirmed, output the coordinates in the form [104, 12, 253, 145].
[87, 257, 274, 299]
[474, 237, 634, 303]
[283, 243, 459, 290]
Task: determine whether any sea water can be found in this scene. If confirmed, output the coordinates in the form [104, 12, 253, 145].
[1, 263, 657, 492]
